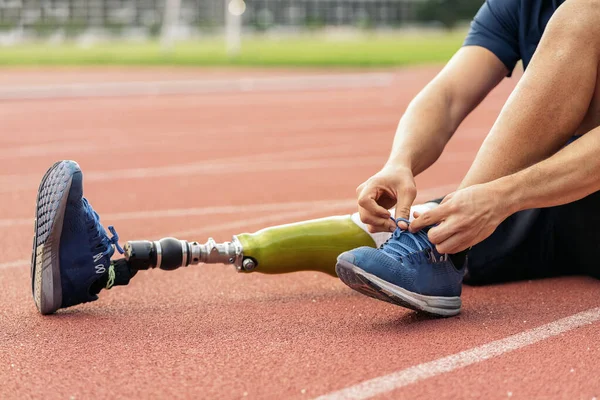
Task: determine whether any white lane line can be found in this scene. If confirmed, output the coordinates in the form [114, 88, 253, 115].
[0, 114, 388, 161]
[0, 259, 30, 270]
[0, 156, 385, 194]
[0, 142, 363, 191]
[0, 143, 349, 181]
[168, 203, 357, 238]
[0, 199, 357, 228]
[0, 73, 393, 101]
[93, 156, 384, 180]
[0, 148, 473, 194]
[0, 184, 457, 228]
[314, 307, 600, 400]
[0, 112, 398, 163]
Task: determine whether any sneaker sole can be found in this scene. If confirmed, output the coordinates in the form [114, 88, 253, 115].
[31, 160, 77, 315]
[335, 259, 461, 317]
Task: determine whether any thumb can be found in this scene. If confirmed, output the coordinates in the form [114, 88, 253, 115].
[394, 186, 417, 229]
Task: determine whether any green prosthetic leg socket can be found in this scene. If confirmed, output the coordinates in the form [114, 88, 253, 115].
[123, 215, 377, 276]
[236, 215, 375, 276]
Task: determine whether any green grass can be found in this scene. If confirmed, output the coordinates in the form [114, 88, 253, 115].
[0, 32, 465, 67]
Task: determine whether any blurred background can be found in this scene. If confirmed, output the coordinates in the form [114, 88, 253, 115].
[0, 0, 485, 66]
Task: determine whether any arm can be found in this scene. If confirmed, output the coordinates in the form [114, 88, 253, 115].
[358, 0, 521, 232]
[388, 46, 508, 175]
[501, 129, 600, 212]
[458, 0, 600, 189]
[413, 130, 600, 254]
[357, 47, 508, 232]
[410, 1, 600, 253]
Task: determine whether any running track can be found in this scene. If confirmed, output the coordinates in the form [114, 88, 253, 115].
[0, 67, 598, 399]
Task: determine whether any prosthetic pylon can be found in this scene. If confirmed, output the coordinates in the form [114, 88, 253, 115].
[123, 215, 377, 276]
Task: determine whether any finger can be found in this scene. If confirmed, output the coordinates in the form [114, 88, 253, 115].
[355, 182, 366, 196]
[358, 209, 389, 226]
[409, 203, 450, 232]
[358, 208, 395, 232]
[357, 191, 391, 218]
[393, 186, 417, 225]
[426, 221, 457, 245]
[367, 221, 394, 234]
[435, 232, 471, 254]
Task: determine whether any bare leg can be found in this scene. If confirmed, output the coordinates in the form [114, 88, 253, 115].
[460, 2, 600, 189]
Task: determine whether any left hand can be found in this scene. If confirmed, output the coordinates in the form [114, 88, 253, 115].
[409, 183, 512, 254]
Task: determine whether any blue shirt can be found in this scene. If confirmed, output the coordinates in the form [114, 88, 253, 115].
[464, 0, 565, 76]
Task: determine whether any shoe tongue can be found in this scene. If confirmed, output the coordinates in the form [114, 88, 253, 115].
[395, 229, 421, 250]
[390, 217, 431, 252]
[83, 197, 114, 256]
[382, 228, 430, 260]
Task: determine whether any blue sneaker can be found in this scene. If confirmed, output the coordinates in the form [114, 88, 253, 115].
[31, 160, 125, 314]
[336, 218, 464, 317]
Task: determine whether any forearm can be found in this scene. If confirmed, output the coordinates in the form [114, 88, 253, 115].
[459, 5, 599, 189]
[386, 81, 458, 175]
[411, 127, 600, 252]
[386, 47, 507, 176]
[496, 128, 600, 213]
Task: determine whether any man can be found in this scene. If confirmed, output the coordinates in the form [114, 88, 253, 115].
[337, 0, 600, 316]
[31, 0, 600, 316]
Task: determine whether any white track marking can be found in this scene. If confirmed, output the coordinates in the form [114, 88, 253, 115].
[0, 115, 388, 161]
[168, 204, 358, 238]
[0, 199, 357, 228]
[0, 156, 385, 193]
[0, 73, 393, 101]
[0, 148, 471, 194]
[0, 142, 100, 160]
[0, 259, 30, 269]
[0, 142, 364, 190]
[92, 156, 384, 180]
[314, 307, 600, 400]
[0, 184, 457, 228]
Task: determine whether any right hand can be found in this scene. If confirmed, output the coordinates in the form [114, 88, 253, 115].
[356, 165, 417, 233]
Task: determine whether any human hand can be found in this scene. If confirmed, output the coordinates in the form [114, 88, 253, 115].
[356, 165, 417, 233]
[409, 183, 511, 253]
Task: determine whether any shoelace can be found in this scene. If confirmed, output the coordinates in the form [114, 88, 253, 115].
[83, 198, 124, 255]
[106, 264, 116, 290]
[104, 227, 122, 290]
[82, 198, 124, 289]
[380, 217, 438, 262]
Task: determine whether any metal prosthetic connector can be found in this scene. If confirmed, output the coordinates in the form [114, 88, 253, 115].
[124, 237, 253, 271]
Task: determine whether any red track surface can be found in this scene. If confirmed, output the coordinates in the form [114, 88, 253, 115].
[0, 67, 598, 399]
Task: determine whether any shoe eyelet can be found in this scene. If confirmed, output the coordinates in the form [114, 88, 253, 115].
[425, 250, 432, 262]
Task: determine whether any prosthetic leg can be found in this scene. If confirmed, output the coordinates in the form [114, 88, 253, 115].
[121, 214, 386, 277]
[116, 203, 440, 279]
